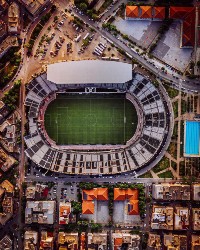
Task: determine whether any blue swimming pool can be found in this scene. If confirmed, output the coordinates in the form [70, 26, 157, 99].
[185, 121, 200, 156]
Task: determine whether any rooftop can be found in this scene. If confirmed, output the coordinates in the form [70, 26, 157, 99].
[152, 183, 190, 200]
[151, 205, 174, 230]
[20, 0, 46, 15]
[58, 232, 78, 250]
[24, 231, 38, 250]
[0, 180, 14, 193]
[25, 201, 55, 224]
[192, 235, 200, 250]
[126, 6, 165, 19]
[47, 61, 132, 84]
[192, 208, 200, 230]
[112, 232, 140, 250]
[40, 231, 54, 250]
[8, 2, 20, 33]
[170, 7, 196, 47]
[164, 234, 187, 250]
[174, 207, 189, 230]
[0, 235, 12, 250]
[88, 233, 107, 250]
[59, 202, 71, 224]
[192, 184, 200, 201]
[148, 234, 161, 250]
[82, 188, 108, 201]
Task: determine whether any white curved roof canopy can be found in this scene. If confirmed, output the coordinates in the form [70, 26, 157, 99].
[47, 60, 132, 84]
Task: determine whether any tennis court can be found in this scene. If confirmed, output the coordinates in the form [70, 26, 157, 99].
[184, 121, 200, 156]
[44, 93, 138, 145]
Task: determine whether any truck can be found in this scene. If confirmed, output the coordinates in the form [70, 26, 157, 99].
[75, 34, 81, 42]
[126, 52, 133, 59]
[83, 33, 90, 40]
[106, 38, 113, 45]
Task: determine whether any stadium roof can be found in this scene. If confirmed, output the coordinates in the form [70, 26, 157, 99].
[47, 60, 132, 84]
[184, 121, 200, 157]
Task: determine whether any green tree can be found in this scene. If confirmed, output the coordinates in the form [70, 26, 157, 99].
[80, 2, 87, 11]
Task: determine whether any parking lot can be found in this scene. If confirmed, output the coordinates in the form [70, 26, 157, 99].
[48, 182, 79, 202]
[30, 8, 124, 65]
[153, 21, 193, 71]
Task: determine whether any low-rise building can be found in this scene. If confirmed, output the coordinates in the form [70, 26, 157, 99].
[152, 183, 190, 200]
[112, 232, 140, 250]
[40, 231, 53, 250]
[192, 184, 200, 201]
[0, 235, 12, 250]
[0, 180, 14, 193]
[0, 20, 6, 38]
[20, 0, 50, 16]
[193, 208, 200, 230]
[26, 186, 36, 199]
[88, 233, 107, 250]
[59, 202, 71, 225]
[8, 2, 20, 33]
[0, 147, 16, 172]
[26, 183, 48, 199]
[82, 188, 109, 223]
[0, 180, 14, 225]
[151, 205, 174, 230]
[24, 231, 38, 250]
[0, 110, 20, 152]
[0, 0, 8, 12]
[80, 233, 86, 250]
[58, 232, 78, 250]
[25, 201, 55, 224]
[192, 235, 200, 250]
[113, 188, 140, 225]
[164, 234, 187, 250]
[174, 207, 189, 230]
[0, 101, 10, 124]
[148, 234, 161, 250]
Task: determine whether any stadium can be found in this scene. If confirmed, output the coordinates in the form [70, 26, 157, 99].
[24, 60, 173, 176]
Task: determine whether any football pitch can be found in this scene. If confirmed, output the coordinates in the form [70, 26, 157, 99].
[44, 94, 138, 145]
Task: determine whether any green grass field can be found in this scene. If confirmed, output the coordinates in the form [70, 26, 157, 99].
[44, 94, 138, 145]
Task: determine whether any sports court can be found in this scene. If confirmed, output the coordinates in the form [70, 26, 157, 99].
[184, 121, 200, 157]
[44, 94, 138, 145]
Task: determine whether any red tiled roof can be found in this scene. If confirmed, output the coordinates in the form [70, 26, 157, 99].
[140, 6, 152, 19]
[114, 237, 123, 246]
[114, 188, 126, 201]
[82, 201, 94, 214]
[82, 189, 98, 201]
[126, 6, 139, 18]
[170, 7, 195, 47]
[114, 188, 138, 201]
[97, 188, 108, 201]
[82, 188, 108, 201]
[127, 200, 139, 215]
[153, 7, 165, 19]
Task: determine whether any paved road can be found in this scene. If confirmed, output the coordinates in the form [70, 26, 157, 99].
[70, 6, 200, 93]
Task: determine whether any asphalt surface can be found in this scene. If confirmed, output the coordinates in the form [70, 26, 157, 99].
[71, 6, 200, 92]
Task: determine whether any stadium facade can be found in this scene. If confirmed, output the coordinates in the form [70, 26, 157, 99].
[24, 60, 173, 176]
